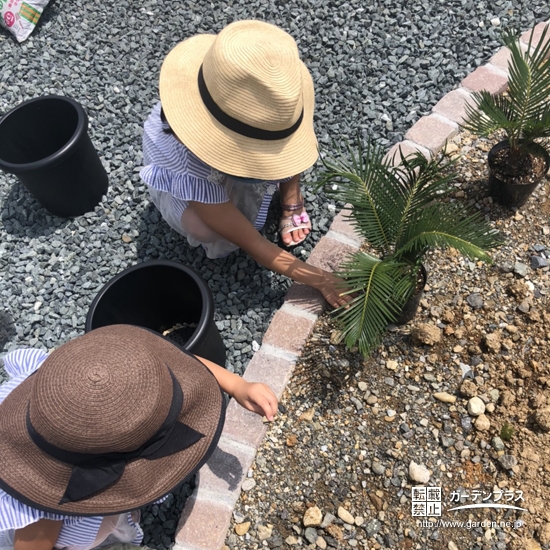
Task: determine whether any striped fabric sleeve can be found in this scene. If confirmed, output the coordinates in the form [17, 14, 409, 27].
[0, 349, 48, 405]
[140, 165, 229, 204]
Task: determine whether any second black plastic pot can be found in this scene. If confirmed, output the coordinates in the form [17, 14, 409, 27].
[0, 95, 108, 217]
[394, 264, 427, 325]
[488, 140, 550, 208]
[85, 261, 226, 367]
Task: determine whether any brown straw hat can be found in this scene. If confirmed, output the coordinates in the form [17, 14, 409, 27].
[159, 19, 318, 180]
[0, 325, 225, 515]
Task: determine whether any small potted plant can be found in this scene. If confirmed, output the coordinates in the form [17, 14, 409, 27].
[462, 25, 550, 207]
[317, 140, 502, 357]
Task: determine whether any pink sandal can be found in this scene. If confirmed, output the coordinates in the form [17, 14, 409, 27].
[279, 199, 311, 246]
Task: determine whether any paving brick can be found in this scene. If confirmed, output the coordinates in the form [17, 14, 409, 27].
[489, 47, 512, 73]
[460, 65, 508, 94]
[284, 282, 326, 317]
[384, 140, 431, 165]
[243, 347, 297, 399]
[328, 208, 361, 246]
[306, 235, 357, 273]
[404, 115, 458, 154]
[194, 436, 256, 506]
[175, 496, 232, 550]
[222, 397, 268, 448]
[521, 22, 550, 53]
[262, 307, 316, 356]
[432, 88, 475, 125]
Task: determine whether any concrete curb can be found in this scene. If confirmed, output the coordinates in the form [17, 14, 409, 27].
[173, 20, 549, 550]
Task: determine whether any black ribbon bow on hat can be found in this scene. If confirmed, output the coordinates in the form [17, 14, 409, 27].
[26, 369, 204, 504]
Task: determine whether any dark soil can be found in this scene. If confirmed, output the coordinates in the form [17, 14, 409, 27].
[489, 146, 548, 186]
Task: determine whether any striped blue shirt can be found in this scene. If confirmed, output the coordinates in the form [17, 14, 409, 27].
[140, 102, 290, 235]
[0, 349, 143, 550]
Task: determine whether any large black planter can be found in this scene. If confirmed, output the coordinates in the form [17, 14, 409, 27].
[488, 140, 550, 208]
[394, 264, 427, 325]
[0, 95, 108, 217]
[85, 261, 226, 367]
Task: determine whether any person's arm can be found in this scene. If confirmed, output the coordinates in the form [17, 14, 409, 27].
[190, 200, 350, 308]
[14, 519, 63, 550]
[195, 355, 278, 421]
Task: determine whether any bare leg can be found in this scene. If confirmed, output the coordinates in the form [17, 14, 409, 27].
[278, 174, 311, 246]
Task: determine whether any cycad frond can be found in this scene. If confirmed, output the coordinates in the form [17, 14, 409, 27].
[318, 140, 408, 255]
[333, 253, 415, 356]
[463, 25, 550, 150]
[395, 203, 503, 262]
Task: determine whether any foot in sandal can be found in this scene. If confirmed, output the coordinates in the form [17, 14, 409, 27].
[279, 198, 311, 246]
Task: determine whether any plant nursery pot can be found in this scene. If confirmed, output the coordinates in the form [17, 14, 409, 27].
[487, 140, 550, 208]
[0, 95, 108, 217]
[85, 260, 226, 367]
[394, 264, 427, 325]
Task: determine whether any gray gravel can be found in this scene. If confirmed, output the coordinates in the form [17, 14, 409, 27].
[1, 0, 550, 548]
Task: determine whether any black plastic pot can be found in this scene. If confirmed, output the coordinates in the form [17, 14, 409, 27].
[488, 140, 550, 207]
[85, 261, 226, 367]
[394, 264, 427, 325]
[0, 95, 108, 217]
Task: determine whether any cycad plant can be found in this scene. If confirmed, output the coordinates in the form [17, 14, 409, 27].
[462, 25, 550, 166]
[318, 140, 502, 357]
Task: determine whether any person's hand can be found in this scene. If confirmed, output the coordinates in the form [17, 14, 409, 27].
[317, 272, 353, 309]
[232, 380, 278, 421]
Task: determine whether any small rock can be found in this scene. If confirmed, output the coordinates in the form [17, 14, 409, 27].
[304, 527, 318, 544]
[303, 506, 323, 527]
[257, 525, 273, 541]
[372, 462, 385, 476]
[466, 293, 484, 309]
[321, 513, 335, 528]
[337, 506, 355, 525]
[299, 408, 315, 422]
[286, 434, 298, 447]
[285, 535, 301, 546]
[499, 454, 518, 469]
[448, 542, 459, 550]
[366, 395, 378, 405]
[434, 392, 456, 403]
[369, 492, 384, 511]
[461, 416, 473, 432]
[316, 536, 328, 550]
[531, 256, 549, 269]
[358, 381, 368, 392]
[475, 413, 491, 431]
[491, 17, 501, 26]
[492, 436, 505, 451]
[460, 380, 477, 398]
[514, 262, 528, 277]
[386, 360, 398, 370]
[241, 478, 256, 491]
[533, 409, 550, 432]
[409, 461, 431, 483]
[467, 396, 486, 416]
[483, 332, 502, 353]
[410, 323, 441, 346]
[235, 522, 251, 536]
[365, 519, 381, 537]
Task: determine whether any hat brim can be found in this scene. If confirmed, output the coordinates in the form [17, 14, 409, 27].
[159, 34, 318, 180]
[0, 325, 225, 516]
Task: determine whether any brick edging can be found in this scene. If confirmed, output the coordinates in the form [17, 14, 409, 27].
[173, 20, 550, 550]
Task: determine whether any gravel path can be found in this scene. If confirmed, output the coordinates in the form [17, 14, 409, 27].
[1, 1, 550, 548]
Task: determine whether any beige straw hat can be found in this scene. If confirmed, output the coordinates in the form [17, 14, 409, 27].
[0, 325, 224, 515]
[159, 20, 318, 180]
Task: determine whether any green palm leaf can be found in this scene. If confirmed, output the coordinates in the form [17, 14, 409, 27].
[463, 25, 550, 150]
[395, 203, 503, 262]
[333, 253, 415, 356]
